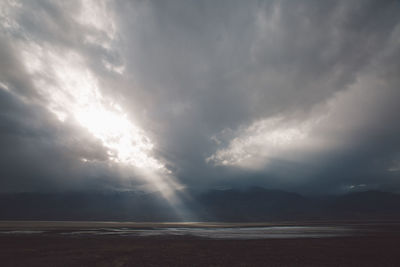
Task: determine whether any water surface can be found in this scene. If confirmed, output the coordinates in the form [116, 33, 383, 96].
[2, 221, 392, 239]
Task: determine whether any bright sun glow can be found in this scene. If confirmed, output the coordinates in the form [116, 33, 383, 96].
[2, 0, 193, 221]
[21, 45, 163, 171]
[19, 46, 191, 219]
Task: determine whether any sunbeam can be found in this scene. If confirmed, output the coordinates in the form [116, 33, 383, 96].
[19, 43, 193, 220]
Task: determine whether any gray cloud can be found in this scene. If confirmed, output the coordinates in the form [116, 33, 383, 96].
[0, 0, 399, 195]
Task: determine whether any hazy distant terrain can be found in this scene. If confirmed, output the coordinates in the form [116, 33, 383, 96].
[1, 188, 400, 222]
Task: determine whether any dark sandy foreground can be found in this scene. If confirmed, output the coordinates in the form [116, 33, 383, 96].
[0, 234, 400, 266]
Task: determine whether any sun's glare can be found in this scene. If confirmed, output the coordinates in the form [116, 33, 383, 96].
[1, 0, 194, 221]
[18, 45, 193, 219]
[21, 47, 163, 171]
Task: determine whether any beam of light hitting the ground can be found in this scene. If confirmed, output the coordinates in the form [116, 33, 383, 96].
[19, 44, 193, 220]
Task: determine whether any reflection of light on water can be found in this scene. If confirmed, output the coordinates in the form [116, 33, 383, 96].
[57, 226, 355, 239]
[1, 230, 45, 234]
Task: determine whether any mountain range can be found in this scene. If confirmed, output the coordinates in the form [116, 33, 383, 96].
[1, 187, 400, 222]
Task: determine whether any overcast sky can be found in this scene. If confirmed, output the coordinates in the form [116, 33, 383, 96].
[0, 0, 399, 196]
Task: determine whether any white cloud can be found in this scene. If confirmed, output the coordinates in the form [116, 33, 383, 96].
[207, 115, 324, 170]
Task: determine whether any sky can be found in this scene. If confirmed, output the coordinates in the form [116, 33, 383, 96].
[0, 0, 400, 198]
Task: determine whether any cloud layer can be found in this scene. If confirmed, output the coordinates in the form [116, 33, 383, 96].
[0, 0, 399, 195]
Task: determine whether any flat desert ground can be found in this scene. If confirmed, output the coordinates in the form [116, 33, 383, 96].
[1, 221, 400, 266]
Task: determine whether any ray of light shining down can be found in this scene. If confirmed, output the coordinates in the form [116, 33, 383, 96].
[19, 45, 193, 220]
[5, 0, 193, 218]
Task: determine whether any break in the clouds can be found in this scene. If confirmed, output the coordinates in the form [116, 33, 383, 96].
[0, 0, 400, 197]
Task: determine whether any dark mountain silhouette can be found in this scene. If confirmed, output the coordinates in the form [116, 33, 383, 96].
[196, 188, 400, 221]
[1, 188, 400, 221]
[0, 191, 176, 221]
[324, 190, 400, 220]
[195, 187, 320, 221]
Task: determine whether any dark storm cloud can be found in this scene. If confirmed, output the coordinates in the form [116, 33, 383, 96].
[0, 1, 116, 191]
[112, 0, 400, 192]
[0, 85, 113, 192]
[0, 0, 399, 194]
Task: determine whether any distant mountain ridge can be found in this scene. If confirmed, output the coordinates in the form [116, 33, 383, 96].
[196, 187, 400, 221]
[1, 188, 400, 222]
